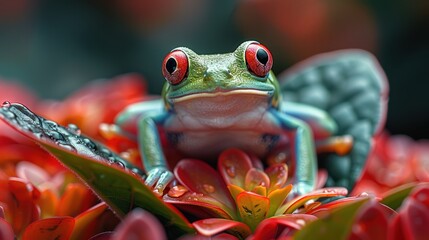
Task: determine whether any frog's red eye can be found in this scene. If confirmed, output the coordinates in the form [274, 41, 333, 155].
[162, 50, 189, 85]
[245, 43, 273, 77]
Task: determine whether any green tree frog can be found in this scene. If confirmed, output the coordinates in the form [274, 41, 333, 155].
[116, 41, 339, 196]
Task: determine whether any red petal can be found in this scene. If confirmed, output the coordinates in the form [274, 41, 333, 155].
[409, 183, 429, 209]
[265, 164, 288, 192]
[388, 198, 429, 240]
[193, 218, 251, 238]
[0, 218, 14, 240]
[251, 214, 317, 239]
[218, 149, 253, 187]
[7, 177, 40, 235]
[111, 209, 166, 240]
[348, 200, 390, 240]
[175, 159, 235, 212]
[21, 217, 75, 240]
[244, 168, 270, 192]
[164, 192, 234, 219]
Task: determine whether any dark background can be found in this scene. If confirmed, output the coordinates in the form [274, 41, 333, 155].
[0, 0, 428, 138]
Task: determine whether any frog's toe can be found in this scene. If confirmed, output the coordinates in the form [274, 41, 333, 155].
[145, 167, 174, 196]
[291, 182, 314, 197]
[153, 171, 174, 196]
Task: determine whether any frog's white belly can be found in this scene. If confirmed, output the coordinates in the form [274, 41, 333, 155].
[163, 92, 285, 158]
[171, 130, 284, 158]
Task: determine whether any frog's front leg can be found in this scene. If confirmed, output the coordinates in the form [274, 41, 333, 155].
[138, 113, 173, 195]
[271, 110, 317, 196]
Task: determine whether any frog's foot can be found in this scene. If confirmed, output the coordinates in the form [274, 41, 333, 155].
[291, 182, 314, 198]
[145, 167, 174, 196]
[316, 135, 354, 156]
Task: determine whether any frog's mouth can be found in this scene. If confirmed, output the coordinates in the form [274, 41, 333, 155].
[170, 89, 272, 103]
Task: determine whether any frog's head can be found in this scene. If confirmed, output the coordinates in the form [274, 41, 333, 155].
[161, 41, 280, 116]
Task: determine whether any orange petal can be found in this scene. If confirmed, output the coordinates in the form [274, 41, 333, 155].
[71, 202, 109, 240]
[56, 183, 98, 217]
[236, 191, 270, 231]
[279, 187, 348, 215]
[21, 217, 75, 240]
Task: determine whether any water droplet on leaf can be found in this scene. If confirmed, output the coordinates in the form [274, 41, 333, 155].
[2, 101, 11, 108]
[67, 123, 81, 135]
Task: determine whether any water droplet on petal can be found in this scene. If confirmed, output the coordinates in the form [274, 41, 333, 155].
[2, 101, 10, 108]
[203, 184, 215, 193]
[226, 166, 236, 177]
[167, 185, 188, 198]
[296, 219, 306, 226]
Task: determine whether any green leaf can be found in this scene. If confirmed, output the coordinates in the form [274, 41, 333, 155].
[380, 182, 418, 210]
[42, 143, 194, 238]
[0, 103, 194, 238]
[294, 197, 369, 240]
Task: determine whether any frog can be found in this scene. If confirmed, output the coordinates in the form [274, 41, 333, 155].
[114, 41, 350, 196]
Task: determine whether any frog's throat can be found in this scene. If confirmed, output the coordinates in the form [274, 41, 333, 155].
[171, 89, 271, 103]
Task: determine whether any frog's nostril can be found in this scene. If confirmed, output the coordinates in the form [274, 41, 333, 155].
[204, 68, 232, 82]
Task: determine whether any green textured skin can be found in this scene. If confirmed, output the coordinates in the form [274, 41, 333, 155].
[279, 50, 389, 190]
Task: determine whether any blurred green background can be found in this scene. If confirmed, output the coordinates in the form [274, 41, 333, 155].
[0, 0, 428, 138]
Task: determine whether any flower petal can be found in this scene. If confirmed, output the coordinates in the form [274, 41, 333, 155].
[279, 187, 348, 215]
[409, 183, 429, 209]
[218, 149, 253, 188]
[37, 189, 59, 218]
[164, 192, 234, 219]
[0, 217, 14, 240]
[236, 191, 270, 231]
[267, 185, 293, 217]
[71, 202, 109, 240]
[111, 209, 167, 240]
[7, 177, 40, 235]
[16, 161, 50, 186]
[388, 198, 429, 240]
[347, 200, 391, 240]
[193, 218, 251, 239]
[265, 164, 288, 192]
[175, 159, 235, 213]
[251, 214, 317, 239]
[294, 198, 369, 240]
[227, 184, 245, 201]
[56, 183, 98, 217]
[244, 168, 270, 193]
[21, 217, 75, 240]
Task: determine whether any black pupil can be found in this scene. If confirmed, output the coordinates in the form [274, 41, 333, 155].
[256, 49, 269, 65]
[166, 58, 177, 74]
